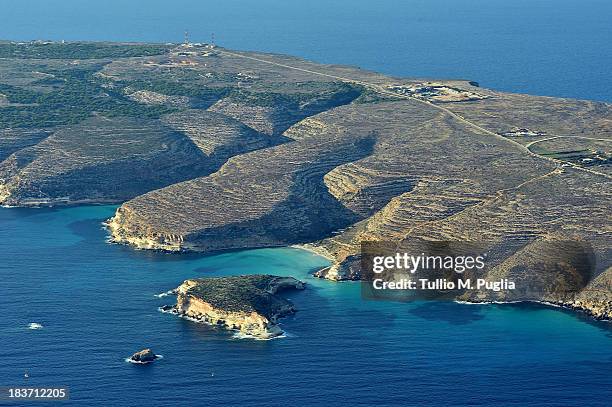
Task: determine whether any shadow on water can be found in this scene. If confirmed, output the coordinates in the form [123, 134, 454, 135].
[340, 308, 398, 331]
[407, 301, 485, 325]
[0, 206, 64, 220]
[498, 302, 612, 334]
[66, 216, 220, 263]
[67, 218, 108, 244]
[571, 355, 612, 369]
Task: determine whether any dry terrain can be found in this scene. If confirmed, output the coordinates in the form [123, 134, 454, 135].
[1, 41, 610, 318]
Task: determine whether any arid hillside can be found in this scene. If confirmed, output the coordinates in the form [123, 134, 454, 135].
[1, 41, 610, 318]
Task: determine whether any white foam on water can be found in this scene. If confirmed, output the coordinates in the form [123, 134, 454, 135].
[159, 307, 292, 340]
[158, 306, 178, 314]
[154, 290, 176, 298]
[231, 331, 288, 341]
[453, 300, 611, 321]
[125, 355, 163, 364]
[454, 300, 523, 305]
[282, 330, 297, 338]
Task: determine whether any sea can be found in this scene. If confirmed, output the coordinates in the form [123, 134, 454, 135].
[1, 206, 611, 406]
[1, 1, 611, 406]
[0, 0, 611, 102]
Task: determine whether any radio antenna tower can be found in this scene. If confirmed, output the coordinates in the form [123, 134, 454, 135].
[184, 30, 190, 45]
[211, 33, 215, 47]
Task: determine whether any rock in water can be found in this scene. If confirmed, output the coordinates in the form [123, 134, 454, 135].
[129, 348, 159, 364]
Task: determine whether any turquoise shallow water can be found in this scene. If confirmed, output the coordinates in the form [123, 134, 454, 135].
[0, 205, 611, 406]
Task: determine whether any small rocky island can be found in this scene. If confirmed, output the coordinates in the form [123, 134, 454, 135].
[128, 348, 160, 364]
[166, 275, 305, 339]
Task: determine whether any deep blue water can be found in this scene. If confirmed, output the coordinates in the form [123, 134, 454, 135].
[1, 206, 611, 406]
[0, 0, 611, 101]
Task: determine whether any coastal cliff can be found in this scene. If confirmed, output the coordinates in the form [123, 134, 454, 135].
[169, 275, 305, 339]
